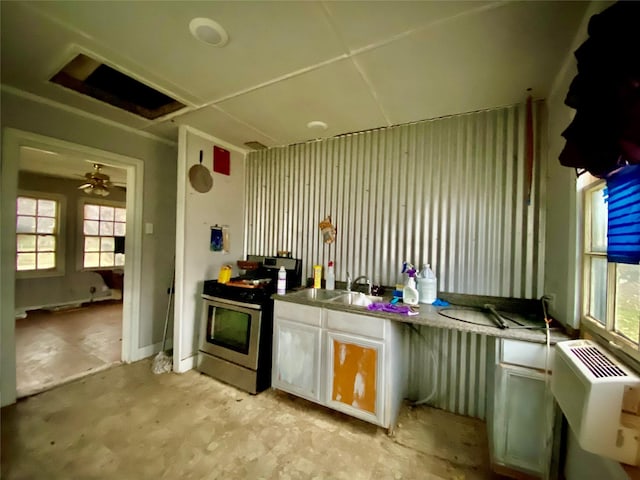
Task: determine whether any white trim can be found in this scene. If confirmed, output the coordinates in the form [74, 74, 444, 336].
[173, 126, 188, 373]
[0, 128, 144, 406]
[176, 355, 197, 373]
[15, 295, 117, 318]
[1, 85, 177, 148]
[183, 125, 249, 155]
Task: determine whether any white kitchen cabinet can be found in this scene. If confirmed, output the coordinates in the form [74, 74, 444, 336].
[272, 300, 407, 431]
[488, 338, 557, 479]
[272, 302, 323, 403]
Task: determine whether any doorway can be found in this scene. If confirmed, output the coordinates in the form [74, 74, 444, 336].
[1, 128, 144, 406]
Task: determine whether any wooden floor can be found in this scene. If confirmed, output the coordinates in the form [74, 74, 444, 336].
[15, 301, 122, 398]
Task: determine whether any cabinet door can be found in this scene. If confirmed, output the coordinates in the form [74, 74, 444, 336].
[272, 319, 322, 403]
[493, 363, 554, 477]
[325, 331, 385, 427]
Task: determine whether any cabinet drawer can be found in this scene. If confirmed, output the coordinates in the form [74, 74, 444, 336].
[274, 301, 322, 327]
[326, 310, 385, 339]
[501, 339, 554, 371]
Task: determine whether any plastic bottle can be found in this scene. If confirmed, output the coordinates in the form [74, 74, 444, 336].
[325, 261, 335, 290]
[277, 266, 287, 295]
[313, 265, 322, 289]
[403, 270, 419, 305]
[418, 264, 437, 304]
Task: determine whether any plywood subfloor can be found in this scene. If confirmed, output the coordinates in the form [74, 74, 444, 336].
[15, 301, 122, 398]
[2, 359, 495, 480]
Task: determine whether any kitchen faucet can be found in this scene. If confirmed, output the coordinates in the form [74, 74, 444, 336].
[347, 273, 372, 295]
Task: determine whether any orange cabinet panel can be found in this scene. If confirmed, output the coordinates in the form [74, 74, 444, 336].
[331, 339, 377, 414]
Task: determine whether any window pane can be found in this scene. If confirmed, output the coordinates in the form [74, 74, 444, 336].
[37, 252, 55, 269]
[84, 204, 100, 220]
[589, 257, 607, 324]
[17, 234, 36, 252]
[84, 220, 99, 235]
[16, 216, 36, 233]
[17, 253, 36, 271]
[37, 235, 56, 252]
[36, 216, 55, 234]
[100, 252, 114, 267]
[17, 197, 36, 215]
[615, 264, 640, 344]
[115, 253, 125, 266]
[37, 199, 56, 217]
[100, 237, 115, 252]
[100, 206, 114, 221]
[85, 237, 100, 252]
[115, 208, 126, 222]
[590, 187, 607, 253]
[84, 252, 100, 268]
[114, 222, 126, 236]
[100, 221, 114, 236]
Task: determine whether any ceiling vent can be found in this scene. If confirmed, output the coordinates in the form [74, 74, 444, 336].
[50, 54, 186, 120]
[244, 141, 268, 150]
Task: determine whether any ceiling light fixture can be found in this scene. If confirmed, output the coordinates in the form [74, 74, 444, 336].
[189, 18, 229, 47]
[307, 120, 328, 130]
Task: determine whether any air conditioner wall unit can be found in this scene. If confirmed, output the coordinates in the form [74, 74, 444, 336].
[552, 339, 640, 465]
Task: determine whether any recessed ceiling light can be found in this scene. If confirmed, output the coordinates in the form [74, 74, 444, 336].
[189, 18, 229, 47]
[307, 120, 328, 130]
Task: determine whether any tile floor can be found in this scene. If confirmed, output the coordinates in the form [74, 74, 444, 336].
[1, 359, 495, 480]
[15, 301, 122, 398]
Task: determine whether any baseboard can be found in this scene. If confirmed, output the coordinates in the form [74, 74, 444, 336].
[176, 355, 196, 373]
[15, 293, 119, 318]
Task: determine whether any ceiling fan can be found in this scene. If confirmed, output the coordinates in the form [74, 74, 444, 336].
[78, 163, 112, 196]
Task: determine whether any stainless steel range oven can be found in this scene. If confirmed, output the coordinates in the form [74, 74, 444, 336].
[197, 256, 301, 394]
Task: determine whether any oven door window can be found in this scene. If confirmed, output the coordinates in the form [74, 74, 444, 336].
[206, 305, 251, 354]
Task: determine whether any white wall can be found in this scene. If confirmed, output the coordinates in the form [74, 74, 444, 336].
[173, 126, 246, 372]
[1, 89, 177, 404]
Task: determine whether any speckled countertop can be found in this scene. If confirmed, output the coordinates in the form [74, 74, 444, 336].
[274, 289, 571, 345]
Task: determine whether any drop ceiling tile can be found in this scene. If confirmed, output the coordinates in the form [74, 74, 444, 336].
[354, 1, 588, 124]
[173, 106, 278, 149]
[325, 1, 493, 51]
[216, 58, 388, 146]
[23, 1, 349, 104]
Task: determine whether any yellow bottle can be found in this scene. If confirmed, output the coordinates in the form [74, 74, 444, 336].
[313, 265, 322, 289]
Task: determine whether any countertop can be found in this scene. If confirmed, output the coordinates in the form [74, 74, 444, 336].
[274, 289, 572, 345]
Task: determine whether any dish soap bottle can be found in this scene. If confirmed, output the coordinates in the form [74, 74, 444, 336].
[403, 268, 419, 305]
[325, 261, 335, 290]
[418, 264, 437, 304]
[277, 266, 287, 295]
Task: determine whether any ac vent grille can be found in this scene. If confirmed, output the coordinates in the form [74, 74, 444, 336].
[570, 346, 627, 378]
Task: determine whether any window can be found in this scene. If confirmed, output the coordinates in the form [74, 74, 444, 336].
[82, 203, 126, 269]
[583, 181, 640, 355]
[16, 195, 59, 272]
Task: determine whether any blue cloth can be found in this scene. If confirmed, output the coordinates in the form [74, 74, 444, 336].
[432, 298, 450, 306]
[607, 164, 640, 264]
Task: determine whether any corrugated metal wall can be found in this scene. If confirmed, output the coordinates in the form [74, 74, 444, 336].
[245, 102, 545, 418]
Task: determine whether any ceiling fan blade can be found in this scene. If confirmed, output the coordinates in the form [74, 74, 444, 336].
[78, 182, 93, 189]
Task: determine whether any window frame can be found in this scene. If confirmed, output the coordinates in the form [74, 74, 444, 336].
[15, 190, 66, 279]
[580, 177, 640, 362]
[77, 198, 126, 272]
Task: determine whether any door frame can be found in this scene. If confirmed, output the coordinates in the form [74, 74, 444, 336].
[1, 128, 144, 406]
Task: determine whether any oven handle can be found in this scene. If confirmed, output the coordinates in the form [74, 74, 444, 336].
[201, 294, 262, 310]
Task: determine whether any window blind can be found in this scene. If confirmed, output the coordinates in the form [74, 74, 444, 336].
[607, 164, 640, 264]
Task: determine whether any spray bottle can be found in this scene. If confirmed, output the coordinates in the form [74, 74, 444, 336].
[402, 266, 419, 305]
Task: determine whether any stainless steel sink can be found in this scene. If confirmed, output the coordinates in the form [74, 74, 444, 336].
[287, 289, 346, 301]
[326, 292, 383, 307]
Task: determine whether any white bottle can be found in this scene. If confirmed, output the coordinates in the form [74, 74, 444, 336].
[325, 261, 335, 290]
[418, 264, 437, 304]
[403, 276, 419, 305]
[277, 266, 287, 295]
